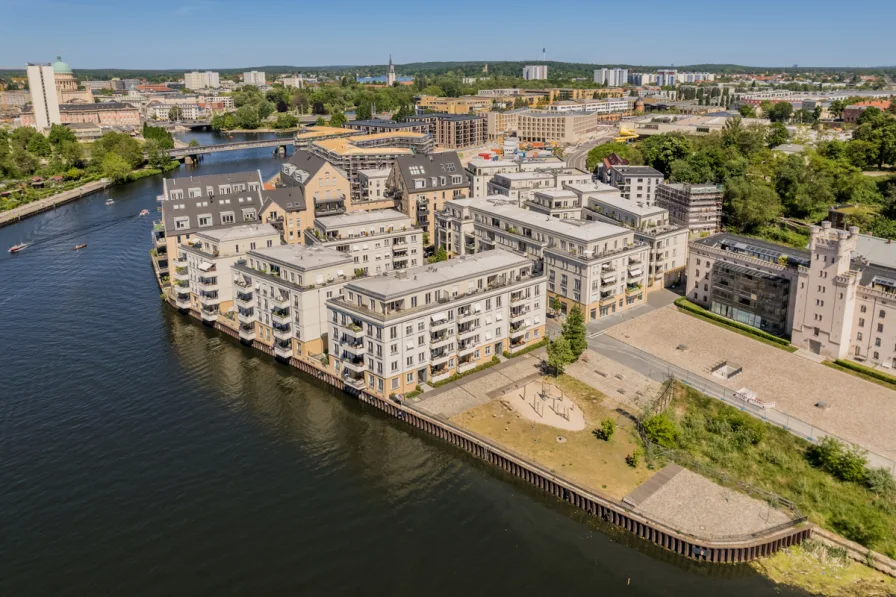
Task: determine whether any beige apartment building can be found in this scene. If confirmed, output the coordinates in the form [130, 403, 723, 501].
[487, 168, 591, 206]
[415, 95, 492, 114]
[259, 187, 311, 244]
[306, 209, 423, 275]
[326, 250, 547, 396]
[487, 109, 602, 144]
[173, 224, 281, 323]
[468, 198, 649, 323]
[435, 198, 477, 257]
[232, 244, 356, 359]
[280, 150, 352, 217]
[526, 189, 582, 219]
[389, 152, 470, 243]
[465, 156, 567, 196]
[356, 168, 395, 211]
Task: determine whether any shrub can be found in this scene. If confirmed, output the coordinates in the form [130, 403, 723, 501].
[626, 452, 640, 468]
[833, 359, 896, 387]
[830, 509, 888, 547]
[594, 418, 616, 441]
[503, 338, 547, 359]
[865, 467, 896, 498]
[641, 414, 678, 448]
[808, 437, 868, 483]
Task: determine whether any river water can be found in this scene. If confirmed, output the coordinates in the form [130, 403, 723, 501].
[0, 132, 806, 596]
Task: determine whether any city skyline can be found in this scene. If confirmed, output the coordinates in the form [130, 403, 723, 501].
[1, 0, 894, 69]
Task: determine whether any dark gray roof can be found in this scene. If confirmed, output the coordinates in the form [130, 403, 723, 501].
[160, 171, 265, 235]
[286, 150, 329, 178]
[263, 187, 306, 212]
[405, 113, 483, 122]
[394, 152, 468, 190]
[694, 233, 810, 264]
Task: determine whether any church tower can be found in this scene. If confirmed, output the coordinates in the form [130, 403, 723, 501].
[386, 54, 396, 86]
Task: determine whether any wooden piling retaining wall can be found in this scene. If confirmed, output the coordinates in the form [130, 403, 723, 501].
[170, 295, 815, 564]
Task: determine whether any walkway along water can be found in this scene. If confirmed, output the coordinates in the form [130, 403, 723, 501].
[0, 179, 111, 228]
[159, 283, 814, 565]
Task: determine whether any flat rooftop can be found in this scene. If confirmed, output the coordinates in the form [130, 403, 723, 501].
[467, 158, 519, 169]
[533, 189, 577, 199]
[611, 165, 664, 176]
[248, 244, 354, 271]
[346, 249, 532, 299]
[590, 193, 668, 217]
[316, 209, 412, 229]
[472, 198, 630, 242]
[294, 127, 356, 140]
[194, 223, 279, 242]
[564, 181, 618, 194]
[313, 131, 427, 156]
[494, 171, 555, 181]
[855, 234, 896, 271]
[357, 167, 392, 178]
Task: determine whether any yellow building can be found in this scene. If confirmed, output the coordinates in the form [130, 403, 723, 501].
[259, 187, 312, 244]
[280, 150, 352, 218]
[51, 57, 93, 104]
[415, 95, 491, 115]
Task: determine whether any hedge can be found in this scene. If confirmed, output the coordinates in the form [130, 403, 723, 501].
[431, 356, 500, 388]
[832, 359, 896, 387]
[503, 338, 548, 359]
[674, 298, 791, 347]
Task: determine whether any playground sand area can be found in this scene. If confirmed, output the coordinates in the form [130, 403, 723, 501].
[450, 375, 654, 499]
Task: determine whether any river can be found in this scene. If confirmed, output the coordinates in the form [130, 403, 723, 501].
[0, 131, 806, 596]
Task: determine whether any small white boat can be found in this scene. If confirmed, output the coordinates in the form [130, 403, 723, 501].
[139, 209, 149, 216]
[105, 199, 115, 206]
[8, 243, 28, 254]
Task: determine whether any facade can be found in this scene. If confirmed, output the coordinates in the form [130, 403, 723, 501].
[21, 101, 141, 128]
[389, 152, 470, 242]
[546, 98, 632, 118]
[465, 158, 523, 196]
[174, 224, 281, 321]
[25, 63, 61, 129]
[435, 198, 477, 257]
[49, 57, 93, 104]
[415, 95, 491, 115]
[259, 187, 311, 244]
[580, 188, 689, 289]
[488, 109, 602, 144]
[604, 165, 664, 205]
[469, 198, 649, 323]
[523, 65, 549, 80]
[307, 209, 422, 275]
[687, 234, 809, 337]
[148, 103, 201, 121]
[280, 150, 352, 217]
[356, 168, 394, 211]
[243, 71, 266, 86]
[487, 169, 591, 206]
[233, 244, 355, 358]
[593, 68, 628, 87]
[656, 69, 677, 86]
[345, 120, 429, 135]
[843, 101, 892, 123]
[184, 71, 220, 89]
[327, 249, 546, 395]
[655, 183, 723, 234]
[431, 114, 486, 149]
[525, 189, 582, 219]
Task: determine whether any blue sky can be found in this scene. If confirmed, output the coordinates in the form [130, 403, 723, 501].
[1, 0, 893, 69]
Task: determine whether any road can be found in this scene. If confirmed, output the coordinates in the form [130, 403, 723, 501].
[565, 130, 615, 171]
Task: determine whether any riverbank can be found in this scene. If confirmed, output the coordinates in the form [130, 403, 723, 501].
[0, 178, 112, 228]
[214, 127, 299, 134]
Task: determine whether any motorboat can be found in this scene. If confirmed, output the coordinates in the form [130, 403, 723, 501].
[139, 209, 149, 216]
[8, 243, 27, 254]
[105, 199, 114, 206]
[74, 244, 87, 251]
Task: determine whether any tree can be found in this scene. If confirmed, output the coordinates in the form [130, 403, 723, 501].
[144, 140, 170, 169]
[291, 90, 310, 114]
[329, 109, 347, 127]
[546, 337, 574, 376]
[767, 102, 794, 123]
[829, 99, 847, 119]
[101, 153, 132, 182]
[356, 101, 372, 121]
[639, 134, 691, 177]
[640, 414, 678, 448]
[58, 141, 84, 169]
[585, 141, 643, 172]
[427, 246, 448, 263]
[48, 124, 76, 146]
[561, 306, 587, 359]
[26, 133, 51, 157]
[276, 98, 289, 113]
[737, 104, 756, 118]
[766, 122, 789, 148]
[168, 106, 183, 121]
[91, 131, 143, 170]
[257, 100, 275, 120]
[233, 105, 261, 129]
[272, 114, 299, 129]
[723, 177, 781, 231]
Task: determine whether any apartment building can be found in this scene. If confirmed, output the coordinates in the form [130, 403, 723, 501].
[415, 95, 491, 115]
[545, 98, 632, 119]
[357, 168, 394, 211]
[526, 189, 581, 219]
[389, 152, 469, 242]
[580, 189, 688, 289]
[158, 171, 266, 277]
[655, 183, 724, 233]
[466, 158, 523, 196]
[345, 120, 431, 135]
[280, 150, 351, 217]
[232, 244, 355, 359]
[594, 68, 628, 87]
[687, 234, 809, 337]
[173, 224, 281, 321]
[243, 71, 266, 86]
[183, 71, 220, 89]
[469, 198, 649, 323]
[487, 168, 591, 206]
[488, 110, 602, 144]
[326, 249, 546, 396]
[603, 165, 664, 205]
[259, 187, 310, 244]
[293, 126, 358, 149]
[306, 209, 423, 275]
[523, 65, 548, 80]
[435, 198, 477, 257]
[432, 114, 487, 149]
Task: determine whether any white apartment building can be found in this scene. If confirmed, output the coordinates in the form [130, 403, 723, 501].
[465, 158, 522, 196]
[306, 209, 423, 275]
[280, 76, 304, 89]
[26, 63, 61, 130]
[356, 168, 393, 210]
[523, 65, 548, 80]
[526, 189, 582, 219]
[435, 198, 477, 257]
[148, 103, 201, 121]
[173, 224, 280, 320]
[233, 244, 355, 359]
[656, 69, 677, 86]
[327, 249, 547, 396]
[546, 98, 631, 116]
[594, 68, 628, 87]
[184, 71, 220, 89]
[243, 71, 266, 86]
[469, 198, 649, 323]
[579, 188, 688, 289]
[487, 169, 591, 206]
[655, 183, 723, 234]
[604, 165, 665, 205]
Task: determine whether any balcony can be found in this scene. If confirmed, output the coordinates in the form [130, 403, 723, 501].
[457, 359, 477, 373]
[173, 267, 189, 281]
[510, 306, 529, 322]
[199, 293, 220, 307]
[431, 350, 451, 366]
[628, 267, 643, 279]
[510, 320, 527, 334]
[430, 317, 452, 333]
[236, 291, 254, 307]
[239, 323, 256, 341]
[430, 368, 452, 383]
[271, 293, 289, 309]
[458, 341, 477, 357]
[238, 309, 255, 324]
[628, 254, 643, 264]
[200, 307, 218, 322]
[271, 308, 290, 325]
[430, 332, 453, 349]
[457, 325, 478, 341]
[600, 292, 617, 306]
[341, 355, 366, 372]
[343, 321, 366, 337]
[274, 339, 293, 358]
[626, 284, 642, 295]
[175, 292, 191, 308]
[197, 276, 217, 288]
[509, 339, 528, 352]
[272, 323, 291, 340]
[343, 371, 366, 389]
[340, 338, 366, 355]
[457, 309, 478, 324]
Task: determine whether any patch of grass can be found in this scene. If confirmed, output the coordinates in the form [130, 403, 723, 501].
[654, 383, 896, 555]
[754, 540, 896, 597]
[674, 298, 797, 352]
[823, 359, 896, 389]
[450, 374, 654, 499]
[747, 224, 811, 250]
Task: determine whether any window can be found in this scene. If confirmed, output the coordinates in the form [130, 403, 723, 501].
[391, 378, 400, 390]
[879, 323, 885, 333]
[406, 357, 413, 367]
[857, 332, 863, 341]
[859, 318, 865, 327]
[875, 338, 882, 347]
[861, 305, 867, 313]
[406, 373, 414, 383]
[881, 310, 886, 319]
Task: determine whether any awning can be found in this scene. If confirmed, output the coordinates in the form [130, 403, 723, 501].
[473, 303, 481, 312]
[198, 261, 213, 272]
[485, 316, 493, 324]
[534, 316, 541, 324]
[629, 268, 643, 277]
[601, 273, 616, 282]
[496, 313, 503, 321]
[485, 332, 493, 340]
[431, 312, 448, 323]
[406, 341, 414, 350]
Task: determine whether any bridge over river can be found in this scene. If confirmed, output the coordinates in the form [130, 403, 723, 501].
[167, 138, 294, 162]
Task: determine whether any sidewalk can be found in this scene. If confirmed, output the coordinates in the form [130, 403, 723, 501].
[0, 178, 111, 227]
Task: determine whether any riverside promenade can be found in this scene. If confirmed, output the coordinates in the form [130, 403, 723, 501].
[0, 179, 111, 228]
